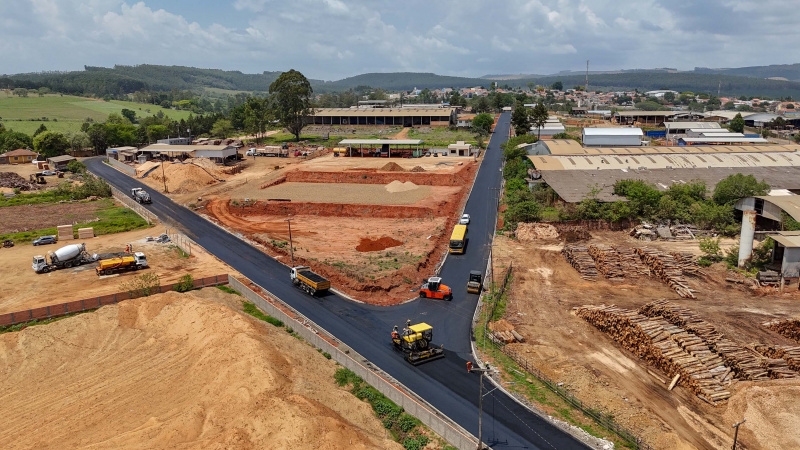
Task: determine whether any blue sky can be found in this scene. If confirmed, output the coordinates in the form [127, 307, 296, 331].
[0, 0, 796, 80]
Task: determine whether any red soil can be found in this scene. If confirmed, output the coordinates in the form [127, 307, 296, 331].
[356, 236, 403, 252]
[231, 201, 435, 219]
[261, 163, 476, 189]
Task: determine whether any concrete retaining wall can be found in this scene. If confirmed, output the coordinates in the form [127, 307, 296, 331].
[111, 187, 157, 224]
[228, 276, 479, 450]
[107, 158, 136, 175]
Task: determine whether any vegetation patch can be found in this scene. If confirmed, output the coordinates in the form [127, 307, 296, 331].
[0, 310, 92, 335]
[242, 301, 283, 327]
[215, 285, 241, 296]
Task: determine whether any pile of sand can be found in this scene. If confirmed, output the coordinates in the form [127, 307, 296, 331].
[149, 162, 219, 193]
[135, 161, 161, 177]
[0, 291, 400, 449]
[410, 166, 426, 173]
[724, 381, 800, 450]
[515, 223, 559, 240]
[380, 162, 405, 172]
[385, 180, 419, 193]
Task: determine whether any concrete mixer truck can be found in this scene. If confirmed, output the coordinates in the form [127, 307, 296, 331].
[32, 243, 97, 274]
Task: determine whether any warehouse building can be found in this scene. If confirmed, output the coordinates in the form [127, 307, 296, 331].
[664, 122, 721, 135]
[530, 118, 566, 137]
[582, 127, 643, 147]
[614, 110, 699, 125]
[678, 136, 769, 145]
[138, 144, 238, 163]
[310, 107, 457, 127]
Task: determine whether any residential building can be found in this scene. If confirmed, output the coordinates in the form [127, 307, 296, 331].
[0, 148, 38, 164]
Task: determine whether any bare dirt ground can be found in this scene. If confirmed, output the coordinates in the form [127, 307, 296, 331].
[491, 230, 800, 450]
[0, 289, 401, 449]
[0, 199, 120, 234]
[0, 226, 233, 314]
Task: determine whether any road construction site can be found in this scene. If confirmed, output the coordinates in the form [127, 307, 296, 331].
[488, 226, 800, 450]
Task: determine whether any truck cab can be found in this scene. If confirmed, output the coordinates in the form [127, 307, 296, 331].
[133, 252, 148, 267]
[32, 255, 47, 273]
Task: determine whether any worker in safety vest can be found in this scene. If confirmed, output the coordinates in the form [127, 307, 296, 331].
[392, 325, 399, 340]
[466, 361, 473, 373]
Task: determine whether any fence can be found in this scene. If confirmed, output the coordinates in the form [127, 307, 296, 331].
[228, 276, 480, 450]
[106, 157, 136, 175]
[0, 275, 229, 327]
[111, 186, 157, 224]
[164, 226, 195, 257]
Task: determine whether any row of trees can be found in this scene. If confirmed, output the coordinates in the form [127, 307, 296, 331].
[511, 102, 549, 137]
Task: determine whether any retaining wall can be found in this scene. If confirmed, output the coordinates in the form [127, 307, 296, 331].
[111, 187, 157, 224]
[228, 276, 479, 450]
[107, 158, 136, 175]
[0, 274, 229, 327]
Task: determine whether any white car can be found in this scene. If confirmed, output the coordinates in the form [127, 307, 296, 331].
[41, 170, 56, 176]
[459, 214, 470, 225]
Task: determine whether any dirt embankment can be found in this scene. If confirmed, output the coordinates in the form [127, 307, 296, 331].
[262, 163, 476, 188]
[0, 290, 401, 449]
[228, 200, 436, 219]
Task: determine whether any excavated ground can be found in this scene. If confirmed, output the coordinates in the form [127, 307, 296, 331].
[490, 230, 800, 450]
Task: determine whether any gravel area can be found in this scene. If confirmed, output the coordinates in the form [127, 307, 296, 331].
[250, 182, 432, 205]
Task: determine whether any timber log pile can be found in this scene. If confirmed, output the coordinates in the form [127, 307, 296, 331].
[614, 246, 650, 277]
[562, 245, 598, 280]
[767, 319, 800, 342]
[712, 339, 771, 381]
[587, 245, 625, 279]
[669, 252, 704, 277]
[754, 344, 800, 373]
[635, 248, 696, 298]
[639, 300, 722, 342]
[574, 304, 731, 404]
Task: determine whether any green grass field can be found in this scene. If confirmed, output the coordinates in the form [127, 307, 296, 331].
[0, 94, 193, 135]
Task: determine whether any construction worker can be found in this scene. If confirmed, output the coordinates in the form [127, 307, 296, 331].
[391, 326, 399, 340]
[125, 244, 130, 253]
[466, 361, 473, 373]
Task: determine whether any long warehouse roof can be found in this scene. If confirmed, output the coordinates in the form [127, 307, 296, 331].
[313, 108, 456, 117]
[338, 139, 424, 145]
[537, 140, 799, 156]
[529, 151, 800, 172]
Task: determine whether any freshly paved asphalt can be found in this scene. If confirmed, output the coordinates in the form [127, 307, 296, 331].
[87, 113, 589, 449]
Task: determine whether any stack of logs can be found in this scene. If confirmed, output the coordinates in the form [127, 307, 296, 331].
[767, 319, 800, 342]
[635, 248, 696, 298]
[587, 245, 625, 279]
[755, 345, 800, 372]
[669, 252, 704, 277]
[640, 300, 721, 342]
[562, 245, 598, 281]
[614, 246, 650, 277]
[574, 304, 731, 404]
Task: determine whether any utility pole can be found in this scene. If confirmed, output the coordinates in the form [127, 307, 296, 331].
[285, 218, 295, 267]
[471, 366, 490, 450]
[161, 158, 168, 193]
[732, 418, 746, 450]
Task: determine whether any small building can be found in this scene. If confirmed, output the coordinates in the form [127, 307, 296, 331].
[0, 148, 38, 164]
[194, 146, 239, 163]
[766, 231, 800, 279]
[47, 155, 76, 170]
[157, 137, 192, 145]
[456, 114, 476, 128]
[664, 122, 721, 135]
[447, 141, 477, 156]
[582, 127, 643, 147]
[105, 146, 139, 162]
[614, 110, 682, 125]
[571, 107, 588, 117]
[735, 195, 800, 270]
[530, 121, 566, 137]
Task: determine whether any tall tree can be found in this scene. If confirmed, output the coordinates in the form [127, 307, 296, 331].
[121, 108, 137, 124]
[33, 131, 70, 157]
[243, 96, 271, 144]
[511, 101, 531, 136]
[472, 113, 494, 135]
[210, 119, 234, 138]
[269, 69, 313, 141]
[729, 113, 745, 133]
[0, 131, 33, 153]
[33, 124, 48, 137]
[530, 103, 549, 140]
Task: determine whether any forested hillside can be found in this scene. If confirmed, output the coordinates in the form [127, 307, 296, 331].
[693, 63, 800, 82]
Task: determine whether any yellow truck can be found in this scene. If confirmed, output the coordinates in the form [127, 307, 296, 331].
[96, 252, 149, 276]
[290, 266, 331, 296]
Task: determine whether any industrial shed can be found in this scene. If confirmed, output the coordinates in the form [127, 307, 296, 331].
[47, 155, 76, 170]
[678, 136, 769, 145]
[582, 128, 643, 147]
[664, 122, 721, 134]
[735, 195, 800, 274]
[310, 107, 456, 127]
[530, 121, 566, 137]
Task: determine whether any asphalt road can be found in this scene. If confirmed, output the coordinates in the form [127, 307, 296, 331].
[87, 113, 589, 449]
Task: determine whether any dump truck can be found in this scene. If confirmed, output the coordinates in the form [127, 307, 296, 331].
[391, 321, 445, 365]
[467, 270, 483, 294]
[418, 277, 452, 301]
[96, 252, 148, 276]
[32, 243, 96, 274]
[290, 266, 330, 296]
[130, 187, 152, 204]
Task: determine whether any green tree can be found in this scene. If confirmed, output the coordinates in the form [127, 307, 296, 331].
[729, 113, 745, 133]
[210, 119, 234, 138]
[243, 96, 271, 144]
[66, 159, 87, 173]
[121, 108, 137, 124]
[33, 124, 48, 137]
[146, 125, 170, 142]
[472, 113, 494, 134]
[712, 173, 769, 205]
[65, 131, 90, 153]
[663, 92, 676, 103]
[511, 101, 531, 136]
[269, 69, 314, 140]
[87, 123, 108, 154]
[550, 81, 563, 91]
[33, 131, 70, 157]
[472, 96, 491, 113]
[723, 101, 736, 110]
[530, 103, 549, 140]
[0, 131, 33, 153]
[13, 88, 28, 97]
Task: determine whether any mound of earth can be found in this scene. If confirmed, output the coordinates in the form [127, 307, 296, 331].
[135, 161, 160, 177]
[410, 166, 426, 172]
[356, 236, 404, 252]
[0, 172, 39, 191]
[149, 162, 220, 193]
[385, 180, 419, 193]
[0, 290, 401, 449]
[724, 380, 800, 450]
[515, 223, 559, 240]
[380, 162, 405, 172]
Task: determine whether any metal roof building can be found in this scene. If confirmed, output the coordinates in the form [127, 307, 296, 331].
[310, 107, 456, 127]
[337, 139, 424, 157]
[735, 196, 800, 275]
[678, 137, 770, 145]
[582, 127, 643, 147]
[664, 122, 721, 134]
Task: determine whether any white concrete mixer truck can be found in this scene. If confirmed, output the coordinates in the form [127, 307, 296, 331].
[32, 243, 97, 274]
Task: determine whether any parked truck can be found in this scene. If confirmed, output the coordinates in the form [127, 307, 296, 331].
[246, 146, 289, 157]
[130, 187, 152, 204]
[96, 252, 149, 276]
[32, 243, 96, 274]
[290, 266, 331, 296]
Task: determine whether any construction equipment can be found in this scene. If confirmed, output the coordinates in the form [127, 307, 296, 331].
[2, 239, 13, 248]
[32, 243, 97, 274]
[130, 187, 152, 204]
[96, 252, 148, 276]
[418, 277, 452, 301]
[391, 321, 445, 365]
[467, 270, 483, 294]
[290, 266, 331, 296]
[29, 173, 46, 184]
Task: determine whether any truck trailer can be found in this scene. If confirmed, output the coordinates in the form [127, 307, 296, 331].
[96, 252, 149, 276]
[290, 266, 331, 296]
[32, 243, 96, 273]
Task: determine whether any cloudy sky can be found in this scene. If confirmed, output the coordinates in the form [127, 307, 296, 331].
[0, 0, 795, 80]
